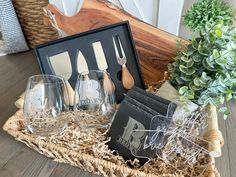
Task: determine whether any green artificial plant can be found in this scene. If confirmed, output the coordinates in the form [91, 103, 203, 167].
[184, 0, 233, 32]
[169, 0, 236, 119]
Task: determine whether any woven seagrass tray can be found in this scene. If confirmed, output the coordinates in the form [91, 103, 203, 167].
[3, 108, 219, 177]
[3, 81, 222, 177]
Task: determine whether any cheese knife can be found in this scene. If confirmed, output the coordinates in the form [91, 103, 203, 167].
[77, 50, 93, 100]
[49, 51, 74, 106]
[92, 41, 115, 94]
[77, 51, 89, 75]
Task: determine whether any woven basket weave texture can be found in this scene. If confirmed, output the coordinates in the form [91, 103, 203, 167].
[12, 0, 58, 48]
[3, 110, 218, 177]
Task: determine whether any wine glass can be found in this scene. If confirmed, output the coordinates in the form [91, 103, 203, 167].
[74, 70, 116, 129]
[23, 75, 69, 136]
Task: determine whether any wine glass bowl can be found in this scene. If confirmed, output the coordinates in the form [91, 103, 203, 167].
[74, 70, 116, 129]
[23, 75, 69, 136]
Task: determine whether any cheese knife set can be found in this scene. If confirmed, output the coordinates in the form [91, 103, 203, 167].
[20, 21, 180, 164]
[35, 21, 145, 102]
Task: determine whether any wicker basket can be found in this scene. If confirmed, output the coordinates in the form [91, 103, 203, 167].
[12, 0, 58, 48]
[3, 79, 223, 177]
[3, 107, 220, 177]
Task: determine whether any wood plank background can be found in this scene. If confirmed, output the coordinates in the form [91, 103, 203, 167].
[0, 51, 234, 176]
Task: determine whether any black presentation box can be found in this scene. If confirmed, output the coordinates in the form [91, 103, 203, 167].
[34, 21, 145, 102]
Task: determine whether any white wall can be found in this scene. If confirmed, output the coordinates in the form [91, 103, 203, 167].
[157, 0, 184, 36]
[108, 0, 236, 39]
[50, 0, 235, 38]
[108, 0, 158, 26]
[134, 0, 159, 26]
[108, 0, 190, 38]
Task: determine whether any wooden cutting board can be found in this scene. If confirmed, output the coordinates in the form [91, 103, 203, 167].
[46, 0, 184, 84]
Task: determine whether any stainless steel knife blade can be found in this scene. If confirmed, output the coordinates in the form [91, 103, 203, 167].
[48, 51, 74, 106]
[49, 51, 72, 80]
[92, 41, 108, 71]
[92, 41, 115, 93]
[77, 51, 89, 74]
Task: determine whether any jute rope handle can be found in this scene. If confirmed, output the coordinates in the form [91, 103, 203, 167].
[203, 129, 224, 147]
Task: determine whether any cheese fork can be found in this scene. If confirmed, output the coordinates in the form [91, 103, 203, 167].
[113, 36, 135, 90]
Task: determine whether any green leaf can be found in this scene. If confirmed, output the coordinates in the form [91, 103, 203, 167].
[202, 58, 215, 71]
[179, 86, 189, 95]
[179, 65, 196, 75]
[192, 54, 202, 62]
[180, 56, 191, 62]
[201, 72, 211, 82]
[219, 106, 230, 120]
[176, 77, 184, 85]
[181, 74, 192, 82]
[192, 39, 199, 49]
[187, 60, 194, 68]
[171, 61, 179, 67]
[209, 87, 218, 94]
[212, 49, 220, 59]
[192, 84, 203, 91]
[209, 33, 215, 42]
[187, 90, 195, 99]
[193, 78, 201, 86]
[219, 107, 227, 113]
[217, 85, 227, 93]
[215, 29, 222, 38]
[198, 95, 209, 105]
[198, 78, 207, 85]
[198, 40, 205, 55]
[227, 41, 236, 50]
[215, 56, 227, 66]
[220, 95, 225, 104]
[226, 93, 232, 101]
[206, 57, 215, 68]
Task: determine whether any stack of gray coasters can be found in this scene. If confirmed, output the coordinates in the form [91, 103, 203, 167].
[107, 86, 177, 165]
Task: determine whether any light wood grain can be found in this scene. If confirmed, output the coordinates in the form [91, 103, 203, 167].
[21, 156, 57, 177]
[49, 163, 101, 177]
[0, 137, 23, 167]
[0, 146, 39, 176]
[216, 111, 231, 177]
[226, 100, 236, 177]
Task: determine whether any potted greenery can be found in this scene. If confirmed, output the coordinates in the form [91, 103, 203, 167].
[183, 0, 233, 32]
[168, 0, 236, 119]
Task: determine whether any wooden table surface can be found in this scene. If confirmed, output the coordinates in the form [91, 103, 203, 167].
[0, 51, 234, 177]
